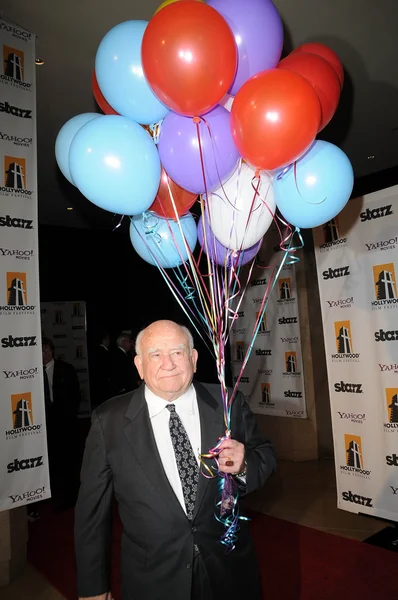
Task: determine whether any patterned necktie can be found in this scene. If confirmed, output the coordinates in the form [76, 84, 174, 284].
[166, 404, 199, 520]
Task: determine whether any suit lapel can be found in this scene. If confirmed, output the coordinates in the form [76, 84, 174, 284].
[123, 386, 187, 520]
[193, 381, 225, 520]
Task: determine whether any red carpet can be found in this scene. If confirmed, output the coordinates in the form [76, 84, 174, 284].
[28, 504, 398, 599]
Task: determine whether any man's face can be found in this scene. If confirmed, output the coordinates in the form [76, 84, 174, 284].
[121, 337, 133, 352]
[42, 344, 53, 365]
[134, 322, 198, 401]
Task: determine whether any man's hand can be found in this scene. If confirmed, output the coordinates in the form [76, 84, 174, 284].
[218, 438, 245, 475]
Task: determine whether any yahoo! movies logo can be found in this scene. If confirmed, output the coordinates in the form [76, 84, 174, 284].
[6, 392, 42, 440]
[259, 383, 275, 408]
[332, 321, 360, 362]
[1, 155, 33, 198]
[340, 434, 371, 479]
[319, 217, 347, 252]
[384, 388, 398, 432]
[371, 263, 398, 310]
[2, 45, 31, 90]
[0, 272, 35, 316]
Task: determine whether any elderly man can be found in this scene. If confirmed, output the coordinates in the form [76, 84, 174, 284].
[75, 320, 275, 600]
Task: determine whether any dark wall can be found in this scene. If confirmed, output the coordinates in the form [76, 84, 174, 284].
[38, 223, 220, 385]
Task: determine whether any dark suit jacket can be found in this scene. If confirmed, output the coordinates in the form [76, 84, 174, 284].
[92, 345, 111, 406]
[110, 347, 138, 397]
[48, 359, 80, 425]
[74, 381, 276, 600]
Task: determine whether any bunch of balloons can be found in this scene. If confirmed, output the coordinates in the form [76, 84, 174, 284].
[55, 0, 354, 269]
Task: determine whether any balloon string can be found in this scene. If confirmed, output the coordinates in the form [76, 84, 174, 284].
[112, 214, 125, 231]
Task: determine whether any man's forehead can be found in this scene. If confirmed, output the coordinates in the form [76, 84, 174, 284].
[142, 329, 188, 348]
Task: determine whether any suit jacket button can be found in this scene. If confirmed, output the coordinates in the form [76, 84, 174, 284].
[186, 563, 192, 569]
[192, 526, 197, 533]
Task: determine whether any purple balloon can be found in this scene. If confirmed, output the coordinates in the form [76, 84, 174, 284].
[158, 106, 240, 195]
[208, 0, 284, 96]
[198, 214, 261, 267]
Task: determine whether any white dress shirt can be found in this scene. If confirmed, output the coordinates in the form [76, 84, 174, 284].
[45, 359, 55, 403]
[145, 384, 201, 514]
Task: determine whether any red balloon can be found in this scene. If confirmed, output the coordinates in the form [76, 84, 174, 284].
[231, 69, 321, 171]
[142, 0, 237, 116]
[149, 169, 197, 220]
[92, 71, 119, 115]
[278, 52, 341, 131]
[292, 43, 344, 89]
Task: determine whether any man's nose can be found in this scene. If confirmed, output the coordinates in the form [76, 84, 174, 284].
[160, 354, 176, 370]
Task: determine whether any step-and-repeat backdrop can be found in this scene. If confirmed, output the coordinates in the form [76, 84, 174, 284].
[41, 300, 91, 417]
[0, 20, 50, 511]
[314, 185, 398, 520]
[230, 229, 307, 419]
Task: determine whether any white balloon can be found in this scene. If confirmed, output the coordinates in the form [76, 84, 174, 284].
[207, 162, 275, 250]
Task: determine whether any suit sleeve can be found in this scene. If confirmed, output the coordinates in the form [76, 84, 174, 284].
[231, 391, 276, 495]
[74, 412, 113, 597]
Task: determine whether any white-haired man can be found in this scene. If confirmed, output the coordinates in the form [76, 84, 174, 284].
[75, 320, 276, 600]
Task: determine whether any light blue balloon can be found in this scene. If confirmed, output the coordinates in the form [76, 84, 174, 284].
[95, 20, 169, 125]
[55, 113, 100, 185]
[274, 141, 354, 229]
[130, 212, 197, 268]
[69, 115, 161, 215]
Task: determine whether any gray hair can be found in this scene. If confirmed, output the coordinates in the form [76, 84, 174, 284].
[135, 322, 194, 356]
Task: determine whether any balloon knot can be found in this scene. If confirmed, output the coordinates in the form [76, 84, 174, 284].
[254, 169, 261, 179]
[193, 116, 201, 124]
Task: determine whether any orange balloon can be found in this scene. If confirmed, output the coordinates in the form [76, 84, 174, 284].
[92, 71, 119, 115]
[154, 0, 204, 15]
[292, 43, 344, 89]
[231, 69, 321, 171]
[278, 52, 341, 131]
[149, 169, 197, 220]
[142, 1, 237, 116]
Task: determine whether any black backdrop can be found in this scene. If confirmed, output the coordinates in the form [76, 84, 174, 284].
[38, 223, 222, 395]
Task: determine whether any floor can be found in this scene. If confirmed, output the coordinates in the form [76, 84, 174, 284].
[0, 459, 387, 600]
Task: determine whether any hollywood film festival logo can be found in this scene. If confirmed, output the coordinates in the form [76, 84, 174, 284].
[5, 392, 42, 441]
[1, 45, 32, 91]
[283, 351, 301, 378]
[340, 434, 371, 479]
[332, 320, 360, 363]
[383, 388, 398, 433]
[256, 312, 271, 336]
[277, 276, 295, 305]
[371, 262, 398, 310]
[259, 383, 275, 408]
[0, 271, 35, 316]
[0, 155, 33, 198]
[318, 217, 347, 253]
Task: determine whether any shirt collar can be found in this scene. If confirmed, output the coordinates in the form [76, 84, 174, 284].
[118, 346, 127, 354]
[45, 359, 54, 370]
[100, 344, 108, 350]
[145, 384, 195, 419]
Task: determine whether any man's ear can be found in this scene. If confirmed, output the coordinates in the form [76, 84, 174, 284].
[192, 349, 198, 373]
[134, 355, 144, 379]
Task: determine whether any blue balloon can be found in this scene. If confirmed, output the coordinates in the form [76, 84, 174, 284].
[274, 141, 354, 229]
[55, 113, 100, 185]
[130, 212, 197, 268]
[69, 115, 161, 215]
[95, 21, 169, 125]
